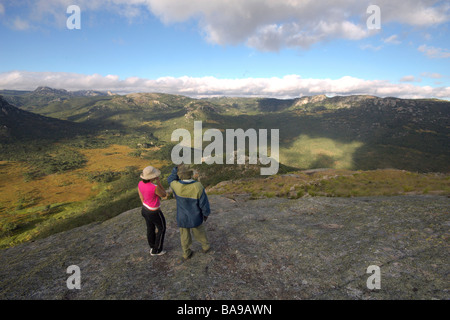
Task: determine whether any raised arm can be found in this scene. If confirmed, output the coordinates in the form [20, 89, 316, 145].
[167, 166, 180, 185]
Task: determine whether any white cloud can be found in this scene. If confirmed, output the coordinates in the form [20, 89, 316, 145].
[383, 34, 401, 44]
[420, 72, 443, 79]
[247, 20, 370, 51]
[380, 2, 449, 26]
[143, 0, 449, 50]
[7, 0, 449, 50]
[0, 3, 5, 15]
[0, 71, 448, 100]
[12, 17, 30, 30]
[360, 44, 383, 51]
[418, 44, 450, 58]
[146, 0, 375, 50]
[400, 75, 420, 82]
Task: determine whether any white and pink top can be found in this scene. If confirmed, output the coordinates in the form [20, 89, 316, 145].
[138, 181, 161, 210]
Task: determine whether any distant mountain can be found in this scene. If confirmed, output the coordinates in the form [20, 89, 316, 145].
[32, 86, 113, 97]
[0, 87, 114, 111]
[32, 86, 72, 96]
[0, 95, 87, 142]
[0, 86, 113, 97]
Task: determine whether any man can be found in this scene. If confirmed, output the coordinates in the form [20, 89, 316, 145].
[168, 165, 211, 262]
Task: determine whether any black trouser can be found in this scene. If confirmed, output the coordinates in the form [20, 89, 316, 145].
[141, 207, 166, 253]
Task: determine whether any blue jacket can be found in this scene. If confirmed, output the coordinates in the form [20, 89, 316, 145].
[168, 167, 211, 228]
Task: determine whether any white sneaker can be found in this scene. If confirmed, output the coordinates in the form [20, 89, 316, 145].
[150, 250, 166, 256]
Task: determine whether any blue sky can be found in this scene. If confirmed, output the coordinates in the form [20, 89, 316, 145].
[0, 0, 449, 99]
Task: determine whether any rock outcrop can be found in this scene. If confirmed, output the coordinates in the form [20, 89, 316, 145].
[0, 195, 448, 300]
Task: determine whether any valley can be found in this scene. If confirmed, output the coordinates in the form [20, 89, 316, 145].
[0, 88, 449, 249]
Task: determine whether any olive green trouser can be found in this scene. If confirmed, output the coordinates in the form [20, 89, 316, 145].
[179, 225, 210, 259]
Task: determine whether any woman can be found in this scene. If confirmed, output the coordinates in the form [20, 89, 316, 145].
[138, 166, 167, 256]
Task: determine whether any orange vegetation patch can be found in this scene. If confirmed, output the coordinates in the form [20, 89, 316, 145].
[0, 161, 97, 216]
[77, 144, 167, 173]
[0, 145, 168, 215]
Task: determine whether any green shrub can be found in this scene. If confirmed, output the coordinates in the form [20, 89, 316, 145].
[2, 222, 18, 233]
[86, 171, 121, 183]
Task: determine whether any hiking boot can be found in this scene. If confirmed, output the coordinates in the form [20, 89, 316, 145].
[176, 251, 194, 265]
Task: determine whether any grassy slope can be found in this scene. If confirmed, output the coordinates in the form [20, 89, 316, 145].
[0, 144, 169, 248]
[206, 168, 450, 198]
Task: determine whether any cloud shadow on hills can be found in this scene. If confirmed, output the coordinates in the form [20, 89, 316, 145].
[197, 103, 450, 173]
